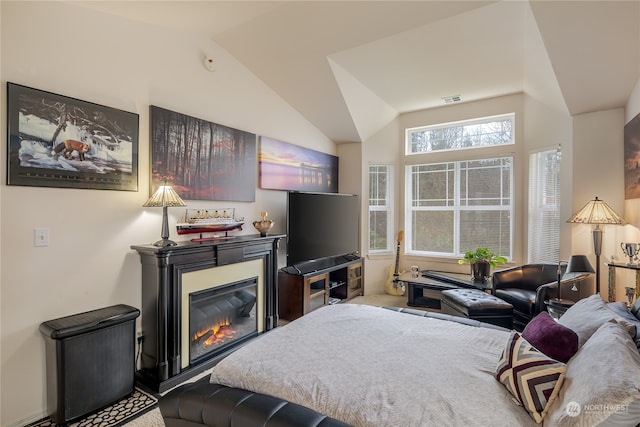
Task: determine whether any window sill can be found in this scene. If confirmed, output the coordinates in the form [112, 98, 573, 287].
[366, 252, 394, 260]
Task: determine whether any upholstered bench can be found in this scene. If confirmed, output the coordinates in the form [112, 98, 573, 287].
[441, 289, 513, 329]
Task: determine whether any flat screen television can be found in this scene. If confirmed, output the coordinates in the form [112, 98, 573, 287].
[286, 192, 360, 267]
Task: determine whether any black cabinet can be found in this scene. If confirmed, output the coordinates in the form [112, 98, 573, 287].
[131, 235, 282, 392]
[40, 305, 140, 423]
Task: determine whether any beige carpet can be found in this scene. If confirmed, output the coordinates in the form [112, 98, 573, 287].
[123, 293, 428, 426]
[123, 408, 164, 427]
[345, 293, 415, 309]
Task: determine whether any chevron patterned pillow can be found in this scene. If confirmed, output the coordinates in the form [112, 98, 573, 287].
[496, 331, 567, 423]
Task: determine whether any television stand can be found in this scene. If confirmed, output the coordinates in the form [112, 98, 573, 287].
[286, 254, 360, 275]
[278, 256, 364, 321]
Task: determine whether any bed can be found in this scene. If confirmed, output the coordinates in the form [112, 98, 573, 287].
[160, 295, 640, 426]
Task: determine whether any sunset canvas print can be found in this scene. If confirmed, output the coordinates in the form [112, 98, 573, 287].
[258, 137, 338, 192]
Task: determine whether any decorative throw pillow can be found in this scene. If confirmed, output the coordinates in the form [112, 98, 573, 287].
[558, 294, 636, 347]
[607, 302, 640, 347]
[495, 331, 567, 423]
[545, 320, 640, 427]
[522, 311, 578, 363]
[631, 297, 640, 318]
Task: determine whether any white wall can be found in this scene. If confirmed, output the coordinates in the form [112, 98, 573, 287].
[570, 109, 627, 301]
[358, 118, 401, 293]
[522, 95, 573, 259]
[0, 2, 335, 425]
[337, 141, 365, 283]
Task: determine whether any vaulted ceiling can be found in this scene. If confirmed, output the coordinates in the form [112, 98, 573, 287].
[71, 0, 640, 143]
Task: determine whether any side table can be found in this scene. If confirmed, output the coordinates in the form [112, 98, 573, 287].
[398, 273, 458, 309]
[606, 262, 640, 303]
[545, 298, 574, 320]
[401, 270, 489, 310]
[421, 270, 493, 292]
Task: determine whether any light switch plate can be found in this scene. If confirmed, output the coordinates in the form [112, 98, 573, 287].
[35, 228, 49, 247]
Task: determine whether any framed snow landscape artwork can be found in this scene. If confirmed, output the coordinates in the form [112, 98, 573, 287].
[6, 83, 139, 191]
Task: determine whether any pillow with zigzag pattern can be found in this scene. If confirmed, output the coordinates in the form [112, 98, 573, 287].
[495, 331, 567, 424]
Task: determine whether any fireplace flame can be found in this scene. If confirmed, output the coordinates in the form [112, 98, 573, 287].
[193, 319, 236, 348]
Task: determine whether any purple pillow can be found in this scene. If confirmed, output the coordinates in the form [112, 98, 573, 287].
[522, 312, 578, 363]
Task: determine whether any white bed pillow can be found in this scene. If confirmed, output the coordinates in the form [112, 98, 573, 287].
[544, 320, 640, 427]
[558, 294, 636, 347]
[607, 301, 640, 348]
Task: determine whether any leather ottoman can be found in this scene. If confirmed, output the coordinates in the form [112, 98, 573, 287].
[441, 289, 513, 329]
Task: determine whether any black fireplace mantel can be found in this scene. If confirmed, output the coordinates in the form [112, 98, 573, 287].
[131, 234, 283, 392]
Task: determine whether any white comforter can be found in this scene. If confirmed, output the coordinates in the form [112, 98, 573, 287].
[209, 304, 537, 427]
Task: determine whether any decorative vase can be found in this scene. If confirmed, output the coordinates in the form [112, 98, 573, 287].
[253, 211, 274, 237]
[471, 261, 491, 283]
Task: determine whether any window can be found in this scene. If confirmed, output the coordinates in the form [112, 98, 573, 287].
[369, 164, 393, 253]
[406, 114, 514, 154]
[528, 147, 561, 263]
[405, 157, 513, 259]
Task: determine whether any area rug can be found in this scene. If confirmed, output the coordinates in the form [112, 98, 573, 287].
[27, 387, 158, 427]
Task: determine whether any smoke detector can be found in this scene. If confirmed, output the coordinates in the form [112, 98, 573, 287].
[442, 95, 462, 104]
[204, 56, 216, 72]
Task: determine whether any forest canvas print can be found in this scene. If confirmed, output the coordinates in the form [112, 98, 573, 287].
[625, 112, 640, 200]
[6, 83, 139, 191]
[150, 106, 256, 201]
[259, 136, 338, 192]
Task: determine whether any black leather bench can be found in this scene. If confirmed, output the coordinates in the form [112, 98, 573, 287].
[440, 288, 513, 329]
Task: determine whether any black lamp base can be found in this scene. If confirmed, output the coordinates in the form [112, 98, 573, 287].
[152, 206, 177, 247]
[153, 238, 177, 247]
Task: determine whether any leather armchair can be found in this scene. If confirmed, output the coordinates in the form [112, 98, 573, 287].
[492, 263, 564, 330]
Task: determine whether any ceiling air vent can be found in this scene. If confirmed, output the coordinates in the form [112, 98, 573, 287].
[442, 95, 462, 104]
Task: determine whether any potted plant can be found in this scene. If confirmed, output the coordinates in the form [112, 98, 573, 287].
[458, 247, 507, 282]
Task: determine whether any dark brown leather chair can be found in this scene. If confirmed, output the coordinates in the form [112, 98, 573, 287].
[491, 263, 564, 331]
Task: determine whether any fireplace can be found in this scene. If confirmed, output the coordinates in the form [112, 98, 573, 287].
[189, 278, 257, 363]
[132, 235, 281, 392]
[179, 258, 265, 370]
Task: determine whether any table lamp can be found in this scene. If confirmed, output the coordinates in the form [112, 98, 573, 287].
[143, 185, 187, 247]
[567, 197, 626, 294]
[559, 254, 595, 302]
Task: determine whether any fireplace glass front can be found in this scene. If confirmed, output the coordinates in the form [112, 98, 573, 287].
[189, 277, 258, 363]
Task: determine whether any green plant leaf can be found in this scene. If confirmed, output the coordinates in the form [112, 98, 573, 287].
[458, 247, 507, 268]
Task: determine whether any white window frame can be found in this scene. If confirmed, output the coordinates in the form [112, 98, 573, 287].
[368, 164, 394, 254]
[403, 113, 516, 261]
[404, 157, 514, 259]
[527, 146, 561, 263]
[405, 113, 515, 155]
